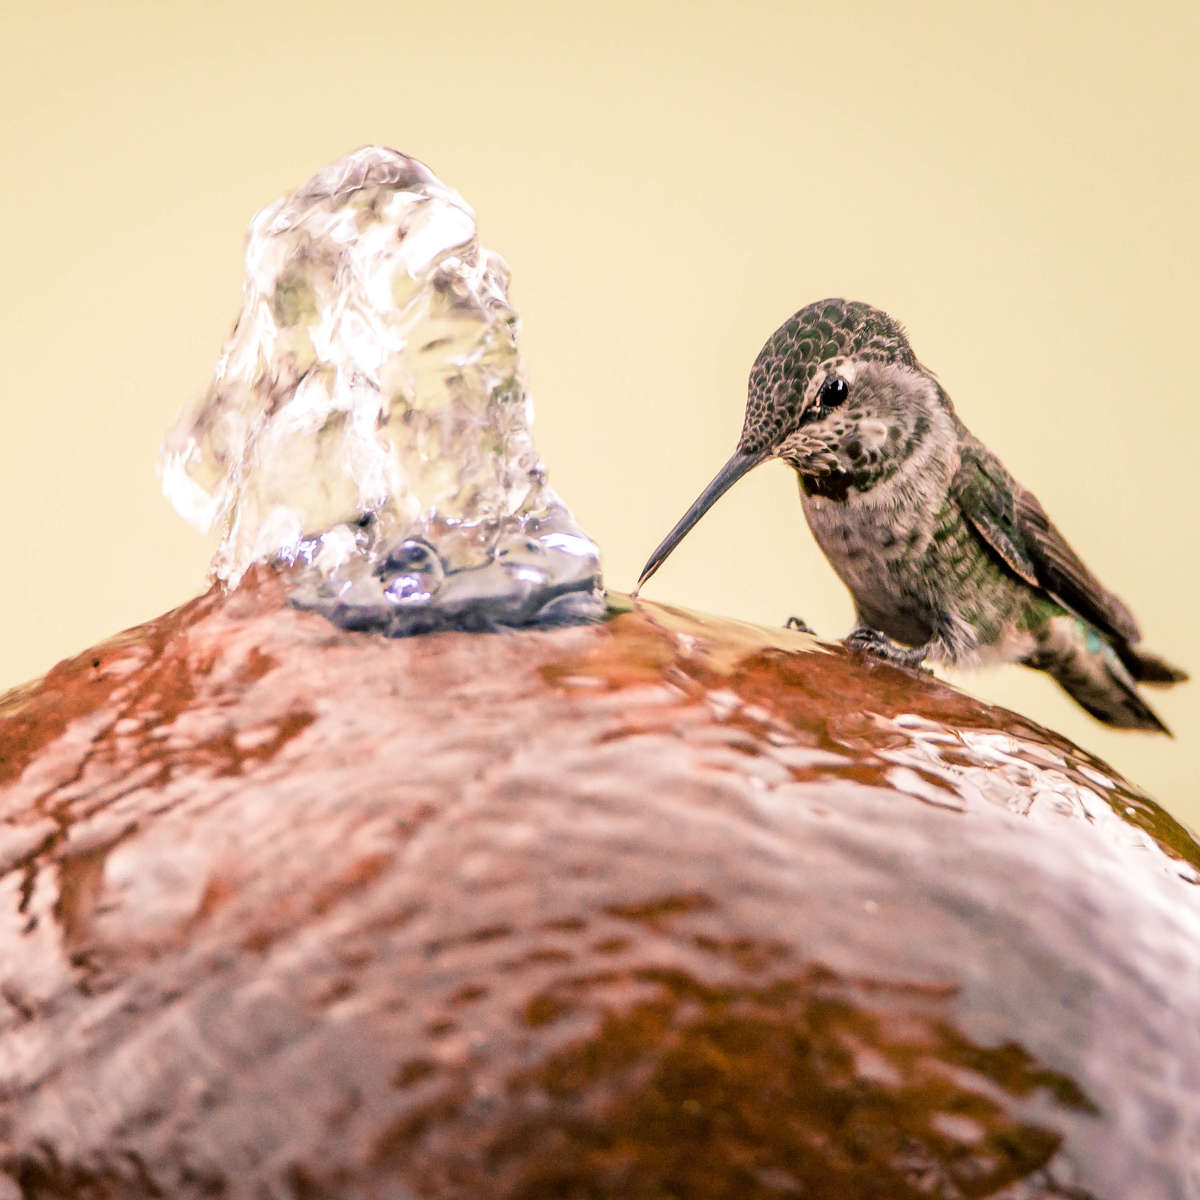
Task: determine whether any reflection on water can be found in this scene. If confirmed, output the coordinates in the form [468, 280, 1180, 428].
[492, 964, 1096, 1199]
[587, 597, 1200, 880]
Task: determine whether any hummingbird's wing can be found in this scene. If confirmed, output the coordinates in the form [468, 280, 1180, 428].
[951, 440, 1141, 646]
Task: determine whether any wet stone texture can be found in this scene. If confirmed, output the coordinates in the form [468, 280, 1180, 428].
[0, 571, 1197, 1200]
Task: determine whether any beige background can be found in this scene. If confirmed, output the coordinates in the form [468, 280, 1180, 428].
[3, 1, 1197, 827]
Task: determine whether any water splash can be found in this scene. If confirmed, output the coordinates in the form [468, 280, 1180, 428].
[160, 146, 603, 634]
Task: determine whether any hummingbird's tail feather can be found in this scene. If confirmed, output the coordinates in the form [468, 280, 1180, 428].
[1116, 644, 1189, 687]
[1027, 615, 1173, 734]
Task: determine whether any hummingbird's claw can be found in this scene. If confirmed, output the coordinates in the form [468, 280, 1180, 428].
[845, 626, 931, 671]
[784, 616, 815, 635]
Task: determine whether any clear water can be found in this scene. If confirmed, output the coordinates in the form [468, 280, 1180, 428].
[160, 146, 603, 634]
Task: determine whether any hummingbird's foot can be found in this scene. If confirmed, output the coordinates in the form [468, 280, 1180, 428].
[785, 616, 815, 635]
[845, 625, 930, 670]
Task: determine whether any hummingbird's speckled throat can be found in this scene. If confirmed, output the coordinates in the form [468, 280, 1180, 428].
[636, 298, 1186, 733]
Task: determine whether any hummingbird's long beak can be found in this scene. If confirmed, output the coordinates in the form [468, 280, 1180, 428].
[635, 449, 769, 594]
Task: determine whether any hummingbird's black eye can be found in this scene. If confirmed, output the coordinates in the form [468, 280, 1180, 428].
[819, 376, 849, 408]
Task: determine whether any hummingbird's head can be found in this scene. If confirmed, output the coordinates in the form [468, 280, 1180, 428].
[742, 298, 946, 497]
[636, 299, 946, 593]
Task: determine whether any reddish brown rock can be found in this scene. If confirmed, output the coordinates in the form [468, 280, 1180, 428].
[0, 570, 1197, 1199]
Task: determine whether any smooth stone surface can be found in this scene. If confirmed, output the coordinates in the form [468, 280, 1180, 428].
[0, 570, 1197, 1199]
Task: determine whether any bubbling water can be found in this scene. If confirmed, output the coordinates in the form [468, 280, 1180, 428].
[160, 146, 603, 634]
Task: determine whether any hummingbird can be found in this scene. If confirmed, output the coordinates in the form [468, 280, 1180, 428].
[635, 299, 1186, 732]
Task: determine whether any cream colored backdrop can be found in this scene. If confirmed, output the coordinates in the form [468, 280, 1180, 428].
[3, 1, 1197, 825]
